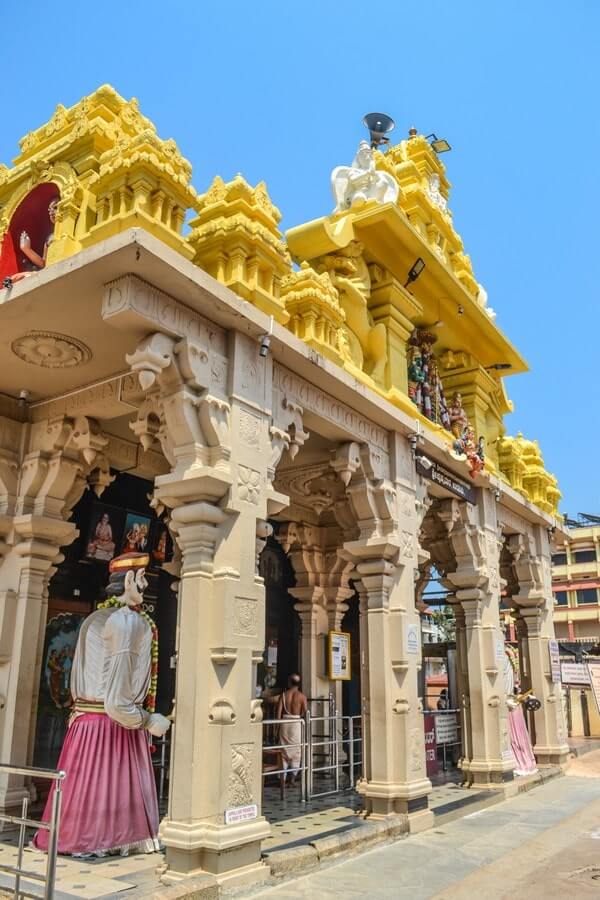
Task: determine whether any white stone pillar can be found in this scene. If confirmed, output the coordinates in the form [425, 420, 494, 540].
[334, 435, 432, 831]
[440, 496, 514, 786]
[126, 327, 295, 884]
[508, 528, 569, 765]
[0, 414, 111, 814]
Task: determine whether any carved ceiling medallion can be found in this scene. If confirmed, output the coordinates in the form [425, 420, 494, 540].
[11, 331, 92, 368]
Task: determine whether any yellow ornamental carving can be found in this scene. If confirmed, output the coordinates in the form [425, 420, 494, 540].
[187, 175, 291, 324]
[0, 85, 197, 274]
[281, 262, 347, 365]
[497, 433, 561, 516]
[85, 128, 197, 257]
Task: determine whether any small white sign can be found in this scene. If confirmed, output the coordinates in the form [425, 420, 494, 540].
[548, 639, 561, 684]
[435, 714, 459, 745]
[225, 803, 258, 825]
[561, 662, 591, 685]
[496, 639, 505, 661]
[407, 624, 420, 655]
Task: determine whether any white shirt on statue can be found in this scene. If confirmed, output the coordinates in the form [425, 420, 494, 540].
[70, 604, 167, 735]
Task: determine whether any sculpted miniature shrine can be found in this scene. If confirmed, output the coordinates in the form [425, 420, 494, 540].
[0, 87, 567, 889]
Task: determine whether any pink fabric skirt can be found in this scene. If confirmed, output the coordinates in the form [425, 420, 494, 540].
[34, 713, 159, 854]
[508, 705, 538, 776]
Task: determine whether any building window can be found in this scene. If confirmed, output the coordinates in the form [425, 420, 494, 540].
[576, 588, 598, 605]
[573, 549, 597, 564]
[554, 591, 568, 606]
[552, 553, 567, 565]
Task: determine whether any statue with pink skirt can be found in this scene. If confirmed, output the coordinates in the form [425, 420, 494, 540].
[504, 645, 538, 777]
[34, 551, 171, 857]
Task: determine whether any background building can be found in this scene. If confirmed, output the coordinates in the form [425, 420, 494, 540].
[552, 515, 600, 644]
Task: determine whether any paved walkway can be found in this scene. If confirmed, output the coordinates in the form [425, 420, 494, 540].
[250, 759, 600, 899]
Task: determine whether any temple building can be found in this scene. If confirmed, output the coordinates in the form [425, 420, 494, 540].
[0, 86, 567, 887]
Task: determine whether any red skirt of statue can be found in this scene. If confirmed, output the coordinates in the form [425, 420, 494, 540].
[508, 705, 538, 776]
[34, 713, 159, 854]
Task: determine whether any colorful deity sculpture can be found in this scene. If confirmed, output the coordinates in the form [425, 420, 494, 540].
[34, 552, 170, 857]
[452, 424, 485, 478]
[407, 329, 451, 430]
[2, 195, 59, 288]
[448, 392, 468, 439]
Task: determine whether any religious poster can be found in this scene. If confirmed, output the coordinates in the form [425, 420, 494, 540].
[33, 612, 84, 769]
[121, 511, 152, 554]
[150, 522, 171, 568]
[85, 502, 124, 563]
[328, 631, 351, 680]
[587, 662, 600, 715]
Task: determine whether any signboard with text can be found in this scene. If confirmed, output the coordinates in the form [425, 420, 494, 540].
[548, 639, 561, 684]
[225, 803, 258, 825]
[415, 455, 476, 504]
[587, 662, 600, 715]
[435, 713, 459, 745]
[560, 662, 591, 685]
[327, 630, 351, 680]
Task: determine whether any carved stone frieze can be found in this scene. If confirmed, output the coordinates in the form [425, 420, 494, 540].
[272, 363, 389, 457]
[228, 742, 255, 806]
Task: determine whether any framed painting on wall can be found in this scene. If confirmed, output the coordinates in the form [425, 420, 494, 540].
[121, 511, 152, 555]
[85, 503, 125, 563]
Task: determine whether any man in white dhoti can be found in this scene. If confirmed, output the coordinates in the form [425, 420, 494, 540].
[276, 674, 307, 783]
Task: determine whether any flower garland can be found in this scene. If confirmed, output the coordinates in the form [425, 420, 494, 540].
[99, 597, 159, 714]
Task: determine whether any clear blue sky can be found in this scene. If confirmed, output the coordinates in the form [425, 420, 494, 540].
[2, 2, 598, 516]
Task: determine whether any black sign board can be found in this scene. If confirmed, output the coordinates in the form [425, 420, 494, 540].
[415, 455, 476, 504]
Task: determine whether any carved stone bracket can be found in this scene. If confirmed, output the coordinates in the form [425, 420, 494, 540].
[505, 533, 545, 608]
[127, 331, 231, 476]
[332, 441, 398, 546]
[268, 398, 309, 487]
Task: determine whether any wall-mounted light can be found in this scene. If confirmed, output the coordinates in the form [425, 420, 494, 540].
[426, 133, 452, 154]
[416, 454, 433, 471]
[457, 304, 464, 316]
[494, 488, 501, 502]
[363, 112, 395, 149]
[404, 257, 425, 288]
[486, 363, 512, 372]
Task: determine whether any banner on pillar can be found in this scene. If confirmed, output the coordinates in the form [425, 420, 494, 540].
[548, 639, 561, 683]
[328, 630, 351, 680]
[424, 713, 438, 776]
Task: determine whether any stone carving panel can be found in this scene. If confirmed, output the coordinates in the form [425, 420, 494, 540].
[11, 332, 92, 369]
[233, 597, 258, 638]
[228, 742, 255, 806]
[238, 466, 261, 504]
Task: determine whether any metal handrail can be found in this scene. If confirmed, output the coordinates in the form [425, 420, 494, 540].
[261, 718, 307, 802]
[0, 762, 65, 900]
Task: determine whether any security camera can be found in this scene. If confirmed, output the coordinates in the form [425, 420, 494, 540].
[416, 454, 433, 471]
[259, 334, 271, 358]
[18, 389, 29, 409]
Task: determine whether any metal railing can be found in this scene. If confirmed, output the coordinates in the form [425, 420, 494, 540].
[261, 712, 363, 801]
[430, 708, 462, 772]
[0, 763, 65, 900]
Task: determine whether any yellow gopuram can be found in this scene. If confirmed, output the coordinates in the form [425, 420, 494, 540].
[0, 85, 559, 513]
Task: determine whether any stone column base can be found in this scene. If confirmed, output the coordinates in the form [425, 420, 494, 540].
[462, 760, 515, 787]
[160, 816, 271, 881]
[534, 743, 570, 767]
[358, 777, 432, 817]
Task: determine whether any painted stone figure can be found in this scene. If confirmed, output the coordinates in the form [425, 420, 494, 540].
[448, 392, 468, 439]
[407, 330, 451, 429]
[34, 552, 170, 857]
[331, 141, 398, 213]
[2, 198, 58, 288]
